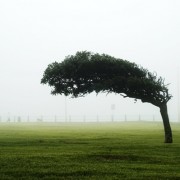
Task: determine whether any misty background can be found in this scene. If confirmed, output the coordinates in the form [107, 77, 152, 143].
[0, 0, 180, 122]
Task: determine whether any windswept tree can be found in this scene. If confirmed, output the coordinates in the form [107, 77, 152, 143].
[41, 51, 173, 143]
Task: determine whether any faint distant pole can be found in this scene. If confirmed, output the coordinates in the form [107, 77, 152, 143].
[124, 114, 127, 122]
[96, 114, 99, 122]
[83, 115, 86, 122]
[7, 112, 10, 122]
[18, 116, 21, 123]
[111, 104, 115, 122]
[138, 114, 141, 121]
[178, 67, 180, 122]
[54, 115, 57, 122]
[65, 97, 67, 122]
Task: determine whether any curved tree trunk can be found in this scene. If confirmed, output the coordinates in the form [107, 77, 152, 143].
[160, 103, 173, 143]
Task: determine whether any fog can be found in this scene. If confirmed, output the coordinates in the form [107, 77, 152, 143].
[0, 0, 180, 122]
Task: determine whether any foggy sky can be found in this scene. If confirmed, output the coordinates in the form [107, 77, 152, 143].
[0, 0, 180, 121]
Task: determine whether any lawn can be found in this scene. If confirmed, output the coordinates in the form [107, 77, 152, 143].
[0, 122, 180, 179]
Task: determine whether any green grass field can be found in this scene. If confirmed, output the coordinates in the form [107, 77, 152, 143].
[0, 122, 180, 180]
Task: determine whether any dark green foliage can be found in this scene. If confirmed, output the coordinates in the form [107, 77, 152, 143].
[41, 51, 171, 107]
[41, 51, 173, 143]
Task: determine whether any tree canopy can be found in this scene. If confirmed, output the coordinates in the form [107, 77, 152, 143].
[41, 51, 173, 143]
[41, 51, 172, 107]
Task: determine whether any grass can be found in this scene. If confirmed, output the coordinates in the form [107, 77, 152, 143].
[0, 122, 180, 179]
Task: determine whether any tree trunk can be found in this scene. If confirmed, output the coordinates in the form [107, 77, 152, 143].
[160, 103, 173, 143]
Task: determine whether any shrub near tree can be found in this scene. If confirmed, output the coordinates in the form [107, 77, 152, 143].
[41, 51, 173, 143]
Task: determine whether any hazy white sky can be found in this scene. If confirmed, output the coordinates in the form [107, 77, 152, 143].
[0, 0, 180, 121]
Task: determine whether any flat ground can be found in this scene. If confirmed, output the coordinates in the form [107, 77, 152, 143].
[0, 122, 180, 180]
